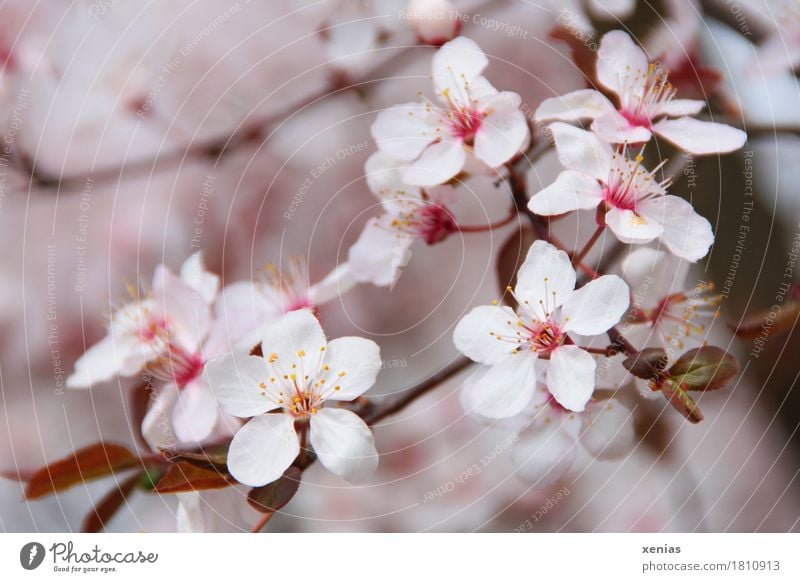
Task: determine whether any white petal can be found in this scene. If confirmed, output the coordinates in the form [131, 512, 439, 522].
[172, 378, 219, 444]
[364, 151, 423, 213]
[432, 36, 489, 100]
[371, 102, 439, 161]
[203, 353, 275, 418]
[402, 139, 466, 186]
[307, 263, 357, 306]
[605, 207, 663, 244]
[548, 122, 614, 181]
[66, 334, 137, 388]
[561, 275, 630, 336]
[208, 281, 280, 354]
[512, 418, 578, 488]
[320, 336, 381, 401]
[515, 240, 576, 318]
[528, 170, 604, 216]
[590, 109, 653, 144]
[461, 356, 538, 419]
[596, 30, 649, 98]
[655, 99, 705, 118]
[141, 383, 179, 451]
[579, 398, 635, 460]
[180, 252, 219, 305]
[473, 100, 528, 168]
[347, 216, 414, 287]
[547, 345, 596, 412]
[643, 195, 714, 261]
[534, 89, 615, 123]
[152, 265, 210, 352]
[589, 0, 636, 18]
[227, 413, 299, 487]
[653, 117, 746, 155]
[260, 308, 328, 376]
[453, 305, 522, 365]
[176, 492, 206, 533]
[310, 408, 378, 484]
[620, 247, 690, 307]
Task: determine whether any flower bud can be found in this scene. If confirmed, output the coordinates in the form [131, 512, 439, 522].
[406, 0, 461, 46]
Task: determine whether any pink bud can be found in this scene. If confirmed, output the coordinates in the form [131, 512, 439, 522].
[406, 0, 461, 46]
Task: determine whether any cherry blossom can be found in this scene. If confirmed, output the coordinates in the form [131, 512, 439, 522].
[204, 308, 381, 486]
[528, 122, 714, 261]
[348, 151, 458, 286]
[371, 36, 529, 186]
[406, 0, 461, 46]
[67, 253, 229, 447]
[535, 30, 746, 155]
[512, 388, 634, 488]
[208, 258, 355, 353]
[453, 240, 629, 416]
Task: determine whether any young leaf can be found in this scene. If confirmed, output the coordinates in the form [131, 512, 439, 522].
[157, 446, 228, 470]
[668, 346, 739, 392]
[623, 348, 669, 380]
[25, 442, 140, 500]
[81, 472, 142, 533]
[247, 466, 302, 514]
[661, 380, 704, 424]
[153, 462, 235, 494]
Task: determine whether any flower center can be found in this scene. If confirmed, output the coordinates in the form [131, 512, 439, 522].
[529, 321, 564, 355]
[621, 63, 676, 125]
[602, 150, 668, 214]
[448, 106, 483, 144]
[390, 201, 456, 245]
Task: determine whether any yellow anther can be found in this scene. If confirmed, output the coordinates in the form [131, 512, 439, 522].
[268, 353, 278, 363]
[297, 349, 305, 357]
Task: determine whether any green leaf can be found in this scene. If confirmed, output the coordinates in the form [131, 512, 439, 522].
[668, 346, 739, 392]
[25, 442, 140, 500]
[247, 467, 302, 514]
[623, 348, 669, 380]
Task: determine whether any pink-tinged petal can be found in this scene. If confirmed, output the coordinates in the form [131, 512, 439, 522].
[547, 345, 596, 412]
[203, 353, 275, 418]
[596, 30, 649, 97]
[347, 216, 414, 287]
[172, 378, 218, 444]
[511, 418, 579, 488]
[653, 117, 746, 155]
[364, 151, 423, 213]
[141, 383, 180, 451]
[320, 336, 381, 401]
[548, 122, 614, 181]
[152, 265, 210, 352]
[534, 89, 615, 123]
[620, 247, 690, 308]
[605, 207, 663, 244]
[561, 275, 630, 336]
[208, 281, 280, 355]
[461, 356, 538, 419]
[579, 398, 635, 460]
[590, 109, 653, 144]
[474, 105, 528, 168]
[66, 333, 138, 388]
[310, 408, 378, 484]
[453, 305, 523, 365]
[402, 139, 466, 186]
[528, 170, 604, 216]
[179, 252, 219, 305]
[371, 102, 439, 161]
[260, 308, 328, 374]
[308, 263, 357, 306]
[655, 99, 705, 118]
[641, 195, 714, 261]
[432, 36, 489, 100]
[227, 414, 299, 487]
[515, 240, 577, 318]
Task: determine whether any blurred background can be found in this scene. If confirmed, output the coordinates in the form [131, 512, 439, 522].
[0, 0, 799, 532]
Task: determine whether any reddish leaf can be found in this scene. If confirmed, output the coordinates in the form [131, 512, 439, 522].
[668, 346, 740, 392]
[0, 468, 35, 482]
[81, 472, 142, 533]
[731, 302, 800, 340]
[496, 224, 535, 309]
[157, 446, 228, 470]
[153, 462, 234, 494]
[247, 467, 302, 514]
[623, 348, 669, 380]
[25, 442, 140, 500]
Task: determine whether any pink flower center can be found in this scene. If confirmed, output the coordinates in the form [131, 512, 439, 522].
[529, 321, 564, 355]
[392, 202, 457, 245]
[619, 108, 652, 130]
[449, 106, 483, 145]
